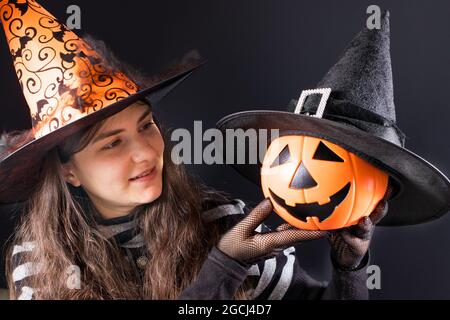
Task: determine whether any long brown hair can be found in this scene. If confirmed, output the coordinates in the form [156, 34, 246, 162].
[4, 36, 250, 299]
[5, 111, 248, 299]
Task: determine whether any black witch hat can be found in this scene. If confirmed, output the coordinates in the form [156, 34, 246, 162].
[216, 12, 450, 226]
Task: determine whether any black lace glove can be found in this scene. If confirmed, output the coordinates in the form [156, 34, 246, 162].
[328, 185, 393, 271]
[217, 198, 328, 265]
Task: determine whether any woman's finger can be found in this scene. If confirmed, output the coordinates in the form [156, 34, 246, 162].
[383, 184, 394, 201]
[257, 228, 328, 252]
[338, 229, 360, 247]
[349, 216, 373, 239]
[239, 198, 273, 233]
[275, 223, 294, 232]
[369, 200, 389, 225]
[368, 184, 393, 224]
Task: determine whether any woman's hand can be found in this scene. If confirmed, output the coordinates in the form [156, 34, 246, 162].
[328, 185, 393, 271]
[217, 198, 328, 264]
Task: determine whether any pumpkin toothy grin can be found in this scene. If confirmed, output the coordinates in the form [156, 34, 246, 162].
[269, 182, 351, 222]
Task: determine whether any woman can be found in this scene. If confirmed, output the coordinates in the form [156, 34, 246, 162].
[4, 94, 389, 300]
[0, 0, 387, 300]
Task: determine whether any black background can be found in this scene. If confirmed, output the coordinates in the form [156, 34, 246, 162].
[1, 0, 449, 299]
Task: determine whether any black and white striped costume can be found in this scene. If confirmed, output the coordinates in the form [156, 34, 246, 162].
[10, 199, 369, 300]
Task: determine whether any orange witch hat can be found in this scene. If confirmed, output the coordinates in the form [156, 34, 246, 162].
[0, 0, 203, 204]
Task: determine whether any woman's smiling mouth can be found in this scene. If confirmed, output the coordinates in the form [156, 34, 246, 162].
[129, 167, 157, 183]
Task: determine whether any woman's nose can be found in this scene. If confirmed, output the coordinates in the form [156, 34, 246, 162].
[129, 135, 158, 163]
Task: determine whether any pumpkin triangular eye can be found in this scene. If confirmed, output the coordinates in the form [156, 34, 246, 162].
[290, 162, 317, 189]
[270, 145, 291, 168]
[313, 141, 344, 162]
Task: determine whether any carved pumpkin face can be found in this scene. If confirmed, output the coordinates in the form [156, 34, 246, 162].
[261, 136, 388, 230]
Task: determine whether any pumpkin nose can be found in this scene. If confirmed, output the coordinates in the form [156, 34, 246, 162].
[290, 162, 317, 189]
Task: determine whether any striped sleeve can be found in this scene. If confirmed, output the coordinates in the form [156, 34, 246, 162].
[10, 241, 42, 300]
[246, 244, 328, 300]
[202, 199, 327, 300]
[202, 199, 369, 300]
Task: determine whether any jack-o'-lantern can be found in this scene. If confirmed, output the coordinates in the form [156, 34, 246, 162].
[261, 135, 388, 230]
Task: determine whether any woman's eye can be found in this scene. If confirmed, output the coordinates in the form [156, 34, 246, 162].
[141, 122, 155, 131]
[103, 139, 121, 150]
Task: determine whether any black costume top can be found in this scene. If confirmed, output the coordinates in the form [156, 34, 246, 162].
[10, 199, 369, 300]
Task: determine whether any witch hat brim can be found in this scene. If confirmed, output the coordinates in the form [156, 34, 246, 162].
[0, 62, 203, 204]
[216, 110, 450, 226]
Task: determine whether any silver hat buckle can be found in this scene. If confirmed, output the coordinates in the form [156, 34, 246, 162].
[294, 88, 332, 118]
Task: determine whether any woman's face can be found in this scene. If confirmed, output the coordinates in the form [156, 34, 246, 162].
[62, 101, 165, 219]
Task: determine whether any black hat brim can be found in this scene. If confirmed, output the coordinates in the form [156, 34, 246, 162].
[0, 61, 204, 205]
[216, 110, 450, 226]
